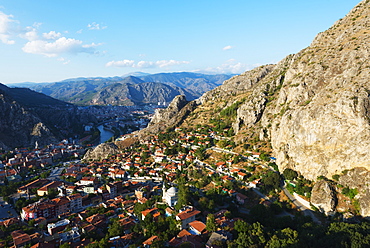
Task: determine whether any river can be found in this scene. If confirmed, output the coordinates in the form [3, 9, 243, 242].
[97, 125, 114, 144]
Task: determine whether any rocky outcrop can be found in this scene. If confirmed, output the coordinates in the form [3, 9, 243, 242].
[149, 95, 189, 126]
[338, 167, 370, 218]
[311, 180, 337, 216]
[83, 142, 120, 161]
[136, 95, 197, 138]
[196, 0, 370, 181]
[265, 0, 370, 180]
[187, 0, 370, 217]
[198, 64, 275, 104]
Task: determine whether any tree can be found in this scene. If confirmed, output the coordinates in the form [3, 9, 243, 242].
[262, 171, 281, 191]
[175, 179, 190, 210]
[206, 214, 217, 232]
[108, 219, 124, 237]
[259, 152, 271, 162]
[266, 228, 299, 248]
[283, 168, 298, 181]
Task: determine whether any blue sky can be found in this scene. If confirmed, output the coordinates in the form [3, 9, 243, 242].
[0, 0, 361, 84]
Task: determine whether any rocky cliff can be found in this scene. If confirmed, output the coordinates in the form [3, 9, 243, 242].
[83, 142, 120, 161]
[136, 95, 197, 139]
[197, 0, 370, 181]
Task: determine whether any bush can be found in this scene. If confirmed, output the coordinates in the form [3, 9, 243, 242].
[283, 168, 298, 181]
[332, 174, 340, 181]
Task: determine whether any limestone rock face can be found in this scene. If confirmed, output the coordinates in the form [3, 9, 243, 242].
[267, 0, 370, 180]
[198, 65, 275, 104]
[83, 142, 120, 161]
[187, 0, 370, 217]
[149, 95, 189, 126]
[137, 95, 197, 138]
[198, 0, 370, 181]
[311, 180, 337, 216]
[338, 168, 370, 218]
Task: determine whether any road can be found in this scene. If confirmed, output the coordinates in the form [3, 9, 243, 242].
[282, 185, 321, 224]
[0, 197, 18, 220]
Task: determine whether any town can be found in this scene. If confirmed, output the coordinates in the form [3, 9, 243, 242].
[0, 120, 322, 248]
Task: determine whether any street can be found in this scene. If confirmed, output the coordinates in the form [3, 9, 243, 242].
[282, 185, 321, 224]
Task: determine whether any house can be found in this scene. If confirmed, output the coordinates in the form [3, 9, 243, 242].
[168, 235, 203, 248]
[108, 169, 128, 179]
[47, 219, 70, 235]
[221, 175, 235, 183]
[51, 196, 70, 216]
[78, 177, 98, 186]
[235, 193, 248, 205]
[141, 207, 160, 221]
[67, 193, 83, 212]
[86, 213, 107, 228]
[18, 179, 50, 194]
[118, 216, 136, 234]
[21, 200, 57, 221]
[249, 179, 261, 188]
[83, 185, 97, 194]
[177, 229, 192, 238]
[176, 207, 201, 229]
[189, 220, 206, 235]
[106, 183, 117, 199]
[59, 227, 81, 244]
[12, 230, 31, 248]
[206, 231, 231, 248]
[37, 181, 63, 196]
[143, 235, 159, 247]
[216, 162, 227, 172]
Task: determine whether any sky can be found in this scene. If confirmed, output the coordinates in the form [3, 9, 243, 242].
[0, 0, 361, 84]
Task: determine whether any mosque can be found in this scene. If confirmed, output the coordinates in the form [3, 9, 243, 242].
[162, 185, 179, 207]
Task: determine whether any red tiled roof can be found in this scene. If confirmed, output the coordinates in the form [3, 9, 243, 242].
[177, 229, 192, 238]
[142, 235, 159, 245]
[189, 220, 206, 233]
[176, 209, 200, 220]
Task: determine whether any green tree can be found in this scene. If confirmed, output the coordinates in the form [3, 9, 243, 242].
[266, 228, 299, 248]
[206, 214, 217, 232]
[283, 168, 298, 181]
[262, 171, 281, 191]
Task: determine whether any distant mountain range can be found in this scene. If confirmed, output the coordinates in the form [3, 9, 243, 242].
[10, 72, 234, 106]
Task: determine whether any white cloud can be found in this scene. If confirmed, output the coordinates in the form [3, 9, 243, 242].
[82, 42, 103, 48]
[87, 22, 107, 30]
[223, 45, 233, 50]
[155, 60, 190, 68]
[43, 31, 62, 40]
[57, 57, 70, 65]
[0, 11, 16, 44]
[19, 23, 42, 41]
[106, 59, 135, 67]
[201, 59, 254, 74]
[22, 37, 99, 57]
[106, 59, 190, 68]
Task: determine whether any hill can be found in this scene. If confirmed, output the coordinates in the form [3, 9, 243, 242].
[138, 0, 370, 217]
[0, 83, 95, 149]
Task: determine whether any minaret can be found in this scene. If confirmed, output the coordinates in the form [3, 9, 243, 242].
[162, 182, 167, 202]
